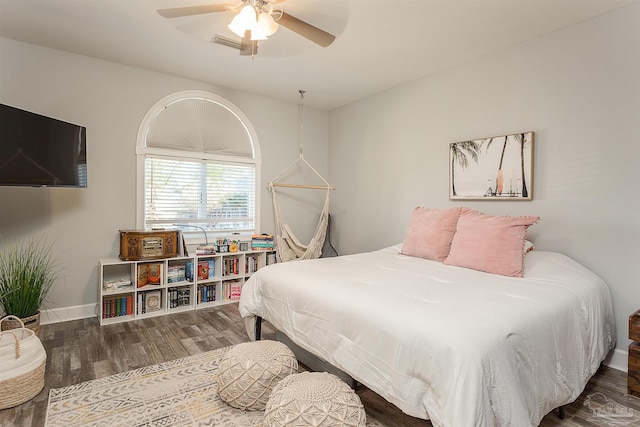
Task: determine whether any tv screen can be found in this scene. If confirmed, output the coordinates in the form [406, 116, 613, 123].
[0, 104, 87, 187]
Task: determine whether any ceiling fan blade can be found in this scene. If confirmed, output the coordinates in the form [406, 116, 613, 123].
[239, 41, 258, 56]
[277, 12, 335, 47]
[157, 4, 230, 19]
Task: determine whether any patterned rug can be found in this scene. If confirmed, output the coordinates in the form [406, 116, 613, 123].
[45, 346, 385, 427]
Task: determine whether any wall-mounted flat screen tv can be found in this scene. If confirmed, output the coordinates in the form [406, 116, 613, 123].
[0, 103, 87, 188]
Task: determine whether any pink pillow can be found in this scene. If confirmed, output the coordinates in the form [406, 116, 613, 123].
[401, 207, 463, 262]
[444, 208, 539, 277]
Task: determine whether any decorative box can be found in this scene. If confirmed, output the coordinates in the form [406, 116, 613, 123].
[119, 230, 179, 261]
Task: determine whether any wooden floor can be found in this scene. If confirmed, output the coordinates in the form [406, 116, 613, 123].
[2, 303, 639, 427]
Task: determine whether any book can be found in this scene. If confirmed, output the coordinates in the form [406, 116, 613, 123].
[185, 260, 194, 282]
[137, 264, 148, 288]
[197, 260, 209, 280]
[208, 259, 215, 278]
[147, 263, 162, 285]
[145, 290, 161, 312]
[230, 282, 241, 300]
[177, 288, 190, 306]
[167, 265, 186, 283]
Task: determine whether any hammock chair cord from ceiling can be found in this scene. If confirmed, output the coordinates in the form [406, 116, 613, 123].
[268, 90, 335, 262]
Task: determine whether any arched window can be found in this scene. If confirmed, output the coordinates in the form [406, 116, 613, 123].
[136, 90, 261, 243]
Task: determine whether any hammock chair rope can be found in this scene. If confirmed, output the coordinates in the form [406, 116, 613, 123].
[268, 90, 334, 262]
[269, 182, 331, 262]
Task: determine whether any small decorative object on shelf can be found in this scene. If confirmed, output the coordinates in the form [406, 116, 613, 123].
[195, 244, 216, 255]
[119, 230, 179, 261]
[239, 242, 250, 252]
[103, 278, 132, 291]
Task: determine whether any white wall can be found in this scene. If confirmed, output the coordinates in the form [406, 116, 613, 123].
[0, 37, 329, 319]
[328, 5, 640, 365]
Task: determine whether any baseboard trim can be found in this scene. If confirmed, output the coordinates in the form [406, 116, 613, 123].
[605, 347, 627, 373]
[41, 303, 97, 325]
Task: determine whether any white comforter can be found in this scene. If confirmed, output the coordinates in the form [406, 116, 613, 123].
[239, 246, 615, 427]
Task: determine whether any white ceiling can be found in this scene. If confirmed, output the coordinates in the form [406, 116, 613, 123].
[0, 0, 638, 110]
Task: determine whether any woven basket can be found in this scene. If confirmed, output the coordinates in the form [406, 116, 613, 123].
[0, 315, 47, 409]
[0, 312, 41, 337]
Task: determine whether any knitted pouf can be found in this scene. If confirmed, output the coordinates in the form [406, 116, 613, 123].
[264, 371, 366, 427]
[217, 340, 298, 411]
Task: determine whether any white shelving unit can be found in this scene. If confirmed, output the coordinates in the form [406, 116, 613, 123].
[98, 249, 277, 325]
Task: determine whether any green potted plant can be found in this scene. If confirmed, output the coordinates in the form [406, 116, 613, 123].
[0, 236, 58, 336]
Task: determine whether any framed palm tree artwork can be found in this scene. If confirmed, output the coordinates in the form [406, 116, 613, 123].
[449, 131, 534, 200]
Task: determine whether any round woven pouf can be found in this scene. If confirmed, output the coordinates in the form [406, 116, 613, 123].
[264, 371, 366, 427]
[217, 340, 298, 411]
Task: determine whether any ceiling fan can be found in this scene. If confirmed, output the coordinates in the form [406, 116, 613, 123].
[157, 0, 336, 56]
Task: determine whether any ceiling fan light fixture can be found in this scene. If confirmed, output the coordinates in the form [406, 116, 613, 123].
[228, 4, 257, 38]
[250, 25, 268, 41]
[258, 12, 279, 37]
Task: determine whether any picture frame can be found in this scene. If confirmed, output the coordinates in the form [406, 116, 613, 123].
[449, 131, 534, 200]
[239, 242, 249, 252]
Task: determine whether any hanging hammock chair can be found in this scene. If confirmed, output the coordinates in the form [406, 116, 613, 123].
[270, 90, 335, 262]
[269, 153, 335, 262]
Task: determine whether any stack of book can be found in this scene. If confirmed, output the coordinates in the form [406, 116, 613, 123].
[102, 295, 133, 319]
[167, 265, 186, 283]
[223, 257, 240, 276]
[266, 252, 278, 265]
[168, 287, 191, 308]
[220, 280, 242, 301]
[251, 234, 274, 250]
[198, 284, 217, 303]
[245, 255, 259, 274]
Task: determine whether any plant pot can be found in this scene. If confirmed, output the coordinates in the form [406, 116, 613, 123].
[0, 312, 41, 337]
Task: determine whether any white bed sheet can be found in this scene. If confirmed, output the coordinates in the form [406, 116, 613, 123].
[239, 245, 615, 427]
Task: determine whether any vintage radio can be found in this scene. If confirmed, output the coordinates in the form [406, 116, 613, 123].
[119, 229, 179, 261]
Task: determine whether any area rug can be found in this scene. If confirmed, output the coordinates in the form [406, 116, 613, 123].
[45, 346, 386, 427]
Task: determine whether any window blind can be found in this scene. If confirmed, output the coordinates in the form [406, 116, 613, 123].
[144, 156, 255, 234]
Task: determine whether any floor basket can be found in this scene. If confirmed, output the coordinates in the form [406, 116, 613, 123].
[0, 315, 47, 409]
[0, 312, 40, 337]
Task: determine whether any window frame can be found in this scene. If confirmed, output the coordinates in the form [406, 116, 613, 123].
[136, 90, 261, 244]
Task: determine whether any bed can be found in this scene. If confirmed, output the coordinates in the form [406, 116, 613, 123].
[239, 243, 615, 426]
